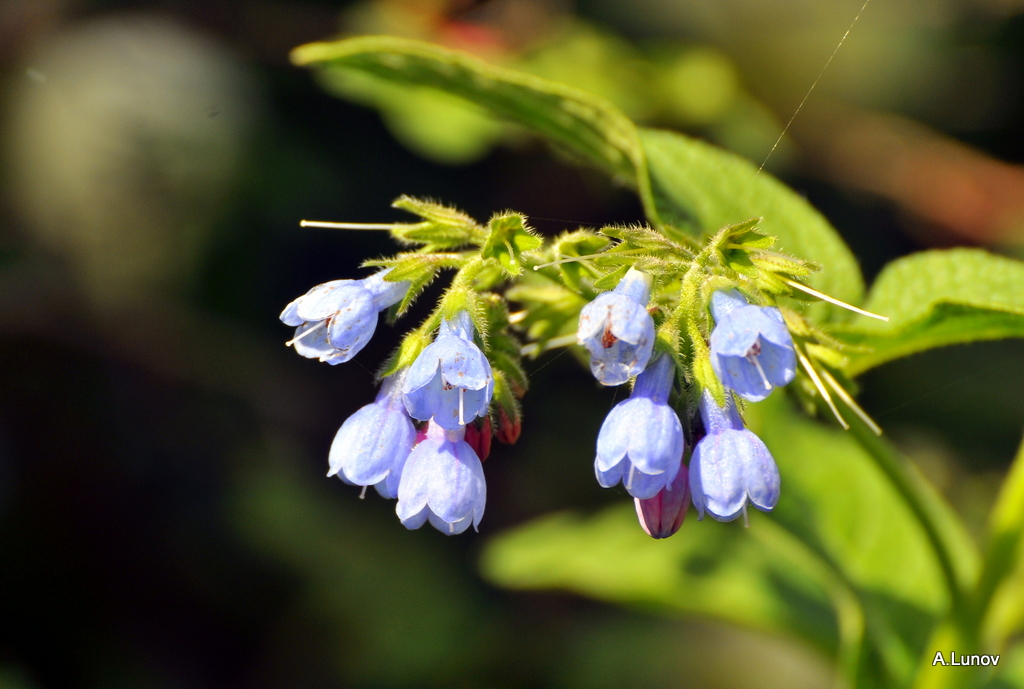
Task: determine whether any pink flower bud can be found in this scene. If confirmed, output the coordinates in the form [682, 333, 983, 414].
[495, 408, 521, 445]
[464, 416, 492, 461]
[634, 463, 690, 539]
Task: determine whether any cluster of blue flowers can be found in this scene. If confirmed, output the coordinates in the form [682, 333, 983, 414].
[283, 270, 492, 534]
[578, 271, 795, 536]
[284, 259, 797, 537]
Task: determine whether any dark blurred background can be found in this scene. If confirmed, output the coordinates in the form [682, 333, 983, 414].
[1, 1, 1022, 687]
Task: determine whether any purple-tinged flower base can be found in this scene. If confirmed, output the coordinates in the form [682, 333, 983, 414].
[635, 464, 691, 539]
[328, 373, 415, 499]
[688, 390, 780, 522]
[403, 311, 493, 430]
[577, 267, 655, 386]
[396, 420, 486, 535]
[709, 289, 795, 402]
[281, 270, 409, 365]
[594, 354, 685, 499]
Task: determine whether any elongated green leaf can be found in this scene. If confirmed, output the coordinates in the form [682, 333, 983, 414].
[755, 396, 978, 685]
[836, 249, 1024, 375]
[980, 439, 1024, 647]
[293, 37, 864, 307]
[639, 128, 864, 308]
[291, 36, 657, 216]
[750, 395, 978, 607]
[481, 503, 841, 652]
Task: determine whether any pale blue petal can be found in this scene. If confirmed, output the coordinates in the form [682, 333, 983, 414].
[713, 353, 773, 402]
[595, 402, 632, 472]
[399, 505, 429, 530]
[612, 267, 653, 305]
[425, 439, 485, 525]
[739, 432, 780, 512]
[375, 472, 401, 499]
[434, 334, 492, 391]
[395, 433, 486, 533]
[404, 341, 445, 396]
[630, 353, 675, 403]
[292, 322, 335, 361]
[758, 339, 796, 388]
[710, 289, 748, 323]
[395, 439, 437, 521]
[626, 403, 684, 475]
[328, 403, 415, 486]
[575, 296, 606, 342]
[295, 280, 359, 322]
[708, 305, 766, 357]
[595, 459, 624, 488]
[402, 315, 493, 428]
[439, 311, 476, 341]
[361, 270, 410, 311]
[689, 431, 748, 521]
[279, 299, 304, 326]
[326, 290, 377, 350]
[624, 463, 675, 500]
[427, 512, 473, 535]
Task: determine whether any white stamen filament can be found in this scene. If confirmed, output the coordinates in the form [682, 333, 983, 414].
[797, 349, 849, 430]
[359, 486, 368, 500]
[742, 503, 749, 528]
[286, 320, 326, 347]
[819, 367, 883, 436]
[626, 464, 635, 491]
[300, 220, 398, 230]
[459, 387, 465, 426]
[784, 280, 889, 322]
[747, 352, 772, 390]
[449, 521, 455, 534]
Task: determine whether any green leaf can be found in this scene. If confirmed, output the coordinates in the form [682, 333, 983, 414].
[291, 36, 657, 216]
[592, 265, 630, 291]
[390, 196, 485, 249]
[751, 396, 978, 611]
[979, 439, 1024, 647]
[482, 213, 542, 276]
[835, 249, 1024, 376]
[639, 128, 864, 310]
[294, 37, 864, 310]
[751, 396, 980, 686]
[481, 505, 841, 652]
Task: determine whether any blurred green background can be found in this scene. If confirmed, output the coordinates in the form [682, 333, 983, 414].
[1, 1, 1023, 687]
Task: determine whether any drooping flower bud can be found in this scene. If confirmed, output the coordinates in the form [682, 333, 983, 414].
[464, 416, 492, 461]
[635, 463, 690, 539]
[495, 407, 521, 445]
